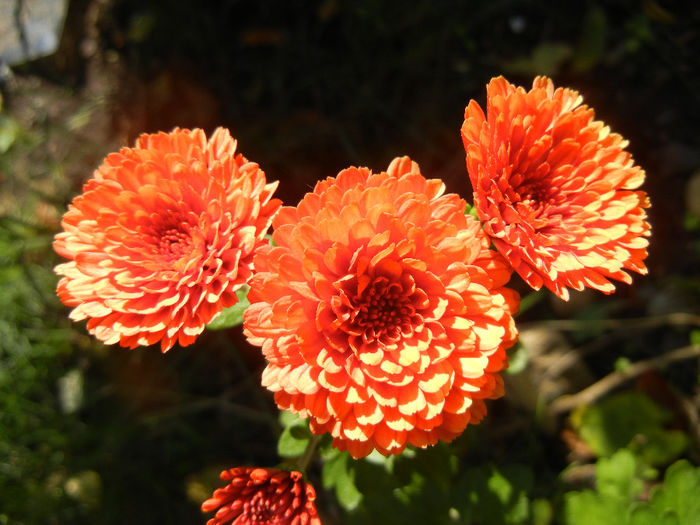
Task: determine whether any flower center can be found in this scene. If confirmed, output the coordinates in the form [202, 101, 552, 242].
[502, 171, 563, 227]
[517, 175, 556, 206]
[354, 278, 412, 340]
[332, 271, 424, 346]
[158, 227, 193, 261]
[245, 491, 275, 523]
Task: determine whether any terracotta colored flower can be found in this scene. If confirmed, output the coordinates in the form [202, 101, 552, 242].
[244, 157, 519, 458]
[201, 467, 320, 525]
[461, 76, 650, 301]
[54, 127, 280, 351]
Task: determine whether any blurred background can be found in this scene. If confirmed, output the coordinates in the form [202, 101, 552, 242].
[1, 1, 699, 523]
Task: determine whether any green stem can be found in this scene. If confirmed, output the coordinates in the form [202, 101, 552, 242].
[296, 434, 322, 474]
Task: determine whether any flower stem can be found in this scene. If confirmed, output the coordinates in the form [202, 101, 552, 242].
[297, 433, 322, 474]
[549, 343, 700, 415]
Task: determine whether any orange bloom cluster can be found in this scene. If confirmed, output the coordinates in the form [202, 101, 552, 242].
[202, 467, 320, 525]
[54, 128, 280, 351]
[461, 76, 650, 300]
[244, 157, 519, 458]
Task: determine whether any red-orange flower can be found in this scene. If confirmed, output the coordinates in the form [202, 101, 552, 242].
[54, 127, 280, 351]
[461, 76, 650, 301]
[202, 467, 320, 525]
[244, 157, 519, 458]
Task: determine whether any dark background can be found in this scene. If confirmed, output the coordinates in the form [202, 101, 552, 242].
[1, 1, 699, 523]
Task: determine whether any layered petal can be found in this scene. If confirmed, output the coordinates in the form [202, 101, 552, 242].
[244, 157, 519, 458]
[202, 467, 320, 525]
[54, 127, 281, 351]
[461, 76, 651, 300]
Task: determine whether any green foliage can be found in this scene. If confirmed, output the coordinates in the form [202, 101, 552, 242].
[531, 499, 554, 525]
[2, 1, 699, 523]
[641, 460, 700, 524]
[564, 453, 700, 525]
[516, 290, 545, 317]
[277, 411, 312, 459]
[322, 442, 547, 525]
[322, 450, 363, 511]
[595, 450, 648, 501]
[563, 450, 644, 524]
[505, 343, 528, 375]
[455, 464, 537, 525]
[205, 286, 250, 330]
[684, 211, 700, 232]
[573, 392, 687, 466]
[464, 202, 479, 219]
[342, 444, 458, 524]
[614, 357, 633, 372]
[0, 113, 20, 154]
[0, 218, 88, 522]
[690, 330, 700, 347]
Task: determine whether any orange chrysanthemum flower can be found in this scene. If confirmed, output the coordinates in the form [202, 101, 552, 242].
[202, 467, 321, 525]
[244, 157, 519, 458]
[461, 76, 650, 301]
[54, 127, 280, 351]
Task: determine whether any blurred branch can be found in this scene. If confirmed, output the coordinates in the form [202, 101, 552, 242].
[0, 214, 53, 234]
[549, 344, 700, 416]
[521, 312, 700, 332]
[14, 0, 29, 57]
[678, 391, 700, 464]
[216, 331, 282, 438]
[296, 433, 322, 474]
[559, 463, 596, 487]
[141, 396, 279, 430]
[541, 332, 619, 381]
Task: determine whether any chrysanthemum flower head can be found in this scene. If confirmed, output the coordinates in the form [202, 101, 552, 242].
[54, 127, 280, 351]
[202, 467, 320, 525]
[461, 76, 650, 301]
[244, 157, 519, 458]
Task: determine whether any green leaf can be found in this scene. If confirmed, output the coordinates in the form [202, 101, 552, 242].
[205, 286, 250, 330]
[645, 460, 700, 524]
[505, 343, 528, 375]
[318, 434, 340, 461]
[596, 450, 644, 501]
[456, 463, 533, 524]
[684, 211, 700, 232]
[574, 392, 687, 465]
[531, 498, 553, 525]
[277, 410, 311, 459]
[564, 489, 628, 525]
[340, 445, 457, 525]
[464, 202, 479, 219]
[564, 452, 645, 525]
[628, 507, 678, 525]
[321, 451, 345, 490]
[0, 114, 20, 154]
[516, 289, 545, 316]
[322, 452, 362, 510]
[614, 357, 632, 372]
[690, 330, 700, 347]
[279, 409, 305, 429]
[633, 428, 688, 468]
[336, 470, 362, 511]
[564, 457, 700, 525]
[277, 420, 311, 458]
